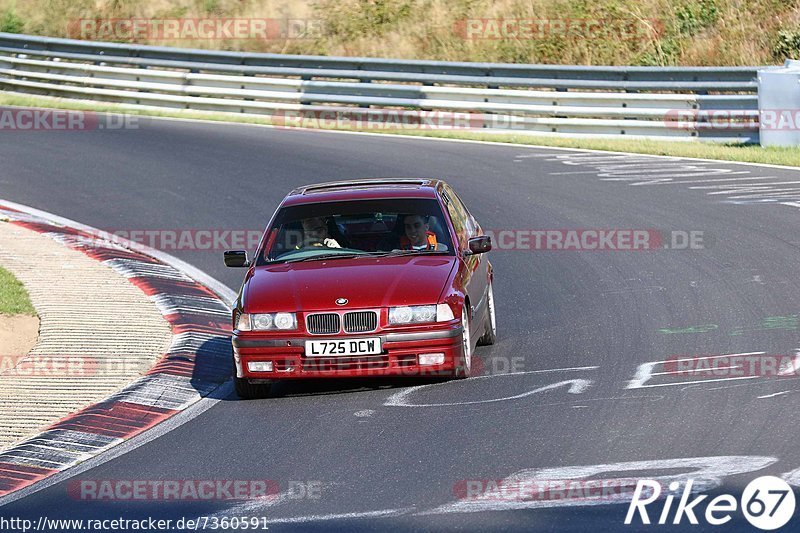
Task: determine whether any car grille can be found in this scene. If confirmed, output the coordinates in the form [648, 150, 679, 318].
[306, 310, 378, 334]
[343, 311, 377, 333]
[306, 313, 340, 335]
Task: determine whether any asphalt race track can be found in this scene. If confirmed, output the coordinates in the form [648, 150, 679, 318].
[2, 116, 800, 532]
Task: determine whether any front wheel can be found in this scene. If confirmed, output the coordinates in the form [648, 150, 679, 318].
[477, 281, 497, 346]
[233, 373, 272, 400]
[456, 304, 472, 379]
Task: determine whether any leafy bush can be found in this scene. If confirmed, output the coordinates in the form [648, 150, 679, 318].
[675, 0, 718, 36]
[314, 0, 414, 40]
[773, 29, 800, 61]
[0, 9, 24, 33]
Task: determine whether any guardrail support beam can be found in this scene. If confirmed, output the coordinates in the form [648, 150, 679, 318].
[758, 60, 800, 147]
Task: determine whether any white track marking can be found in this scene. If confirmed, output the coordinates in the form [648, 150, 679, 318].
[537, 151, 800, 204]
[586, 162, 690, 170]
[656, 376, 761, 388]
[694, 182, 800, 194]
[758, 391, 794, 399]
[550, 170, 607, 175]
[554, 155, 677, 164]
[601, 168, 748, 177]
[600, 176, 744, 186]
[725, 188, 800, 198]
[203, 492, 293, 520]
[470, 365, 599, 378]
[662, 176, 778, 185]
[648, 364, 740, 377]
[626, 352, 765, 389]
[728, 190, 800, 199]
[385, 379, 592, 407]
[784, 468, 800, 487]
[202, 492, 409, 524]
[423, 456, 777, 514]
[700, 381, 761, 393]
[778, 353, 800, 376]
[383, 366, 597, 407]
[626, 362, 659, 389]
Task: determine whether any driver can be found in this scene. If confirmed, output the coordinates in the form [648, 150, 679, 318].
[299, 217, 341, 248]
[399, 214, 446, 251]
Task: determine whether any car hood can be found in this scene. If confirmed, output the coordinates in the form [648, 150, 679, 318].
[244, 255, 457, 312]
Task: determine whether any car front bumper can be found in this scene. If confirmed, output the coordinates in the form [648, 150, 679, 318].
[232, 325, 464, 380]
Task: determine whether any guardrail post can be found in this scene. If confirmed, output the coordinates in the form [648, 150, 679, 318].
[758, 60, 800, 146]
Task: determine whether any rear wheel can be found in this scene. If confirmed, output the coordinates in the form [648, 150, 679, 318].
[456, 304, 472, 379]
[477, 281, 497, 346]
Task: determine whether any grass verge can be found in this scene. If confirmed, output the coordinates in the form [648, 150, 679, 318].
[1, 91, 799, 167]
[0, 264, 35, 316]
[0, 0, 796, 66]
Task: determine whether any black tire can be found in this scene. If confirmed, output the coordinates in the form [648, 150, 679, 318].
[477, 281, 497, 346]
[455, 303, 472, 379]
[233, 375, 272, 399]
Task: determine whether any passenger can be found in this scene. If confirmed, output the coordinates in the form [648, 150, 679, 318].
[399, 214, 447, 251]
[299, 217, 341, 248]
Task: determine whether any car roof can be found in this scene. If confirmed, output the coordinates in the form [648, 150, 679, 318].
[283, 178, 444, 206]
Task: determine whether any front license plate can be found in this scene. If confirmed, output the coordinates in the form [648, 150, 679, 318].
[305, 337, 382, 357]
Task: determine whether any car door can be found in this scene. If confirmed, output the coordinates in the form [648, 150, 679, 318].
[441, 184, 489, 329]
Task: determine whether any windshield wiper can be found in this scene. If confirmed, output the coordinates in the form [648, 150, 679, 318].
[370, 249, 450, 258]
[267, 250, 448, 264]
[280, 252, 372, 263]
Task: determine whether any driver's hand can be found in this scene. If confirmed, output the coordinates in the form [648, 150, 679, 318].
[323, 238, 341, 248]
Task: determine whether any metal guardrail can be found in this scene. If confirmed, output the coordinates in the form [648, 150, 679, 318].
[0, 32, 766, 142]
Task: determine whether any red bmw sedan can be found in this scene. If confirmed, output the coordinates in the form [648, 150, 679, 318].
[224, 178, 495, 399]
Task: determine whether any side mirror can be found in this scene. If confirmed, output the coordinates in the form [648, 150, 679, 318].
[224, 250, 250, 268]
[467, 235, 492, 255]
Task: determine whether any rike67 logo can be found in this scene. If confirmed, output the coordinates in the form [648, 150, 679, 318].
[626, 476, 795, 530]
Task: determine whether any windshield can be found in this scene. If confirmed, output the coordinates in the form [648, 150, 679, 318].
[257, 198, 454, 264]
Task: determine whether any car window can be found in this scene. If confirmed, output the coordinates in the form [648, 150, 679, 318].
[257, 198, 454, 264]
[442, 186, 470, 247]
[447, 185, 477, 237]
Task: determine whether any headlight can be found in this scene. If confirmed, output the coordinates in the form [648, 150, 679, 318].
[237, 312, 297, 331]
[389, 304, 455, 325]
[273, 312, 296, 330]
[252, 313, 273, 330]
